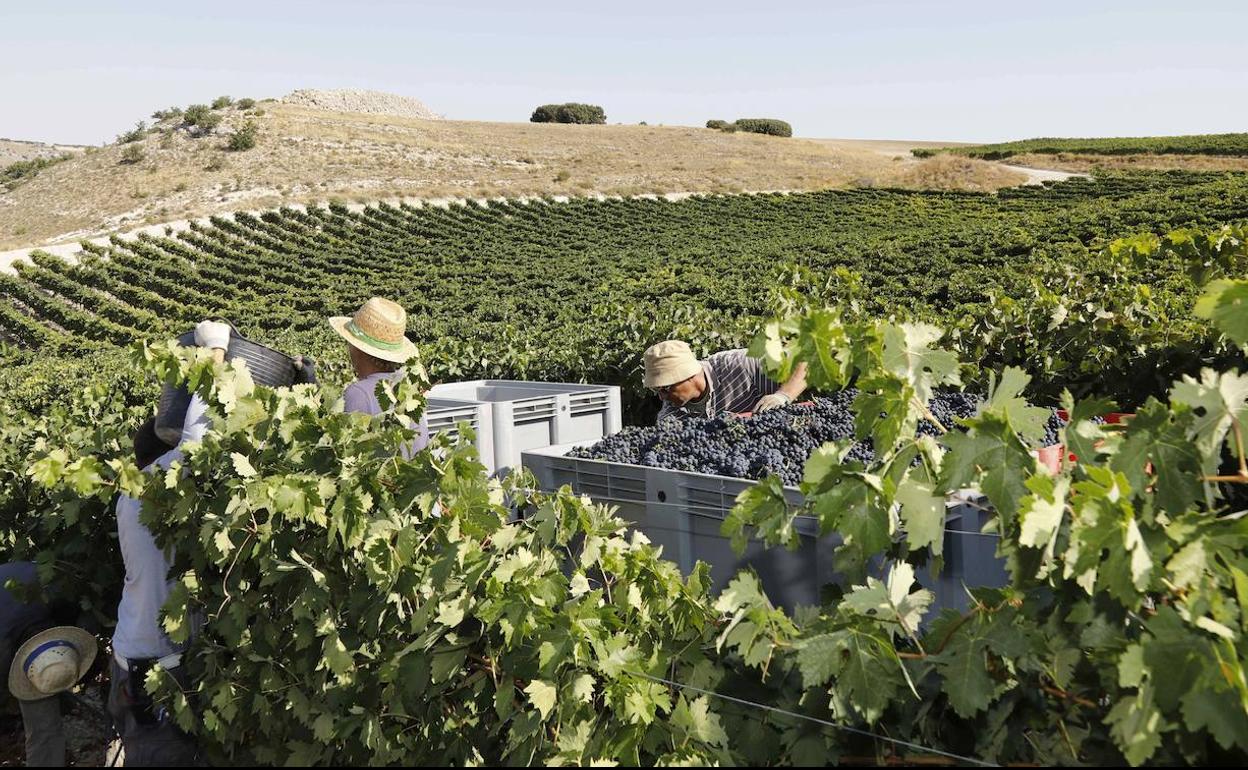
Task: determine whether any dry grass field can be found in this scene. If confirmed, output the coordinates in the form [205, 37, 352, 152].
[0, 100, 1032, 250]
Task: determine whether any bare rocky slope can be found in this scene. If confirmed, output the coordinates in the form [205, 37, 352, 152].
[280, 89, 443, 120]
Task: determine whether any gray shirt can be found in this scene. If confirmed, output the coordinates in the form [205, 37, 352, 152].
[343, 371, 431, 454]
[658, 349, 780, 421]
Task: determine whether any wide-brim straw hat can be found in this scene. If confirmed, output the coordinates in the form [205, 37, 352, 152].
[329, 297, 419, 364]
[9, 626, 97, 701]
[644, 340, 702, 388]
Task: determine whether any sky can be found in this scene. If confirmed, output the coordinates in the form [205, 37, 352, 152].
[2, 1, 1246, 146]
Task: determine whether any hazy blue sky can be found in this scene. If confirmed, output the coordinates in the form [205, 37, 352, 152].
[3, 1, 1245, 145]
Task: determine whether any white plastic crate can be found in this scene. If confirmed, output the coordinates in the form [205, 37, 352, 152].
[428, 380, 622, 474]
[426, 397, 496, 473]
[522, 443, 1005, 613]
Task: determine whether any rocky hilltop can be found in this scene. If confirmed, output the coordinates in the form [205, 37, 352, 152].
[280, 89, 443, 120]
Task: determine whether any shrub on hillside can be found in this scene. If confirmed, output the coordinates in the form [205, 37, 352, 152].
[180, 103, 224, 137]
[117, 121, 147, 144]
[706, 119, 731, 130]
[1, 155, 71, 191]
[530, 103, 607, 124]
[119, 145, 145, 165]
[227, 119, 258, 151]
[194, 112, 223, 136]
[183, 104, 211, 125]
[151, 107, 183, 122]
[734, 118, 792, 137]
[211, 95, 233, 110]
[235, 97, 256, 110]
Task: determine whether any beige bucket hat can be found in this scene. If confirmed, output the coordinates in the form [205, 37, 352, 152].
[9, 626, 98, 701]
[644, 340, 702, 388]
[329, 297, 419, 364]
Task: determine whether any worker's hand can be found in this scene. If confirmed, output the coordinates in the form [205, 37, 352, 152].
[194, 320, 231, 351]
[753, 392, 791, 413]
[292, 355, 318, 385]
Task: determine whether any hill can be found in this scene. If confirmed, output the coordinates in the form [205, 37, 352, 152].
[0, 138, 90, 167]
[0, 93, 1026, 250]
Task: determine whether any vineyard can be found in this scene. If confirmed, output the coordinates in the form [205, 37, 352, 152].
[913, 133, 1248, 160]
[3, 170, 1248, 765]
[4, 171, 1248, 419]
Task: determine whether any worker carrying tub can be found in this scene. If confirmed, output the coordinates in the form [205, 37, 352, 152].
[643, 340, 808, 421]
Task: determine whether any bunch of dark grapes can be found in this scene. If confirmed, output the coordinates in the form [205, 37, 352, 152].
[1040, 411, 1106, 446]
[570, 389, 985, 487]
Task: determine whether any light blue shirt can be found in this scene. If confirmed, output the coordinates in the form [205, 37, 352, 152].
[343, 371, 430, 455]
[112, 396, 208, 664]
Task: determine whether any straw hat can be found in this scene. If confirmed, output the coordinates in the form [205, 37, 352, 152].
[643, 340, 702, 388]
[9, 626, 97, 701]
[329, 297, 419, 364]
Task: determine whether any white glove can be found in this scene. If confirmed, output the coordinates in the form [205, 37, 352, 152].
[194, 320, 231, 351]
[753, 392, 791, 412]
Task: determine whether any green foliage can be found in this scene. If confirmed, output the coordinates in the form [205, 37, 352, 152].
[152, 106, 184, 122]
[28, 343, 746, 764]
[1, 154, 71, 191]
[235, 98, 256, 110]
[921, 133, 1248, 160]
[183, 104, 222, 135]
[706, 119, 731, 130]
[1, 380, 144, 624]
[195, 112, 223, 134]
[530, 103, 607, 124]
[117, 121, 147, 144]
[119, 144, 146, 165]
[211, 95, 233, 110]
[733, 119, 793, 137]
[182, 104, 212, 125]
[719, 224, 1248, 765]
[10, 225, 1248, 765]
[4, 173, 1248, 424]
[227, 119, 259, 151]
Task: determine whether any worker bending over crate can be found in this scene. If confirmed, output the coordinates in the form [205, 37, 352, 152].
[644, 340, 808, 421]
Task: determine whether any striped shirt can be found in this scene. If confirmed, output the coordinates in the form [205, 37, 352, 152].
[658, 349, 780, 421]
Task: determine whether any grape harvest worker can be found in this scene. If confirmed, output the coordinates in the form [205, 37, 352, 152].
[330, 297, 430, 453]
[644, 340, 808, 420]
[109, 320, 230, 767]
[1, 561, 97, 766]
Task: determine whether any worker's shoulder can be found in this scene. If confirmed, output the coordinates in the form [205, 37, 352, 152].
[705, 348, 753, 367]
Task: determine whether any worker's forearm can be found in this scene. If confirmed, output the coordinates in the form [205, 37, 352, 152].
[780, 362, 808, 400]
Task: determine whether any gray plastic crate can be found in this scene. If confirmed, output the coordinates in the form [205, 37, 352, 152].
[429, 380, 622, 474]
[426, 397, 496, 473]
[522, 443, 1006, 613]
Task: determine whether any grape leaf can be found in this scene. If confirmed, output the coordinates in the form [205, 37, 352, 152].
[937, 636, 995, 719]
[881, 322, 961, 404]
[1181, 684, 1248, 751]
[1105, 684, 1170, 766]
[896, 476, 946, 556]
[794, 633, 843, 688]
[525, 680, 558, 720]
[1194, 278, 1248, 346]
[671, 695, 730, 748]
[1018, 473, 1068, 551]
[1170, 369, 1248, 475]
